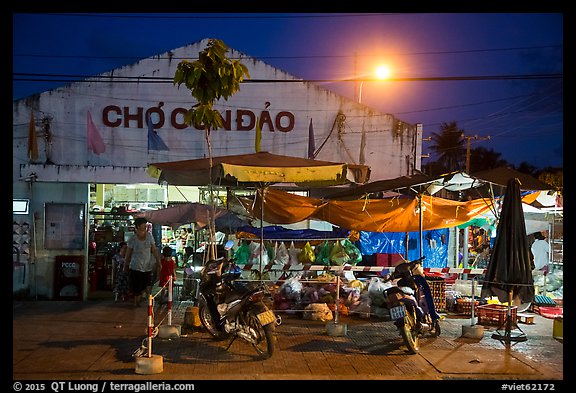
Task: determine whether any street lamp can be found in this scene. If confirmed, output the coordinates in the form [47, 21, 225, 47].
[357, 64, 391, 104]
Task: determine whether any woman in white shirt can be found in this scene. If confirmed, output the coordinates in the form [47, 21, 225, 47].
[531, 231, 549, 275]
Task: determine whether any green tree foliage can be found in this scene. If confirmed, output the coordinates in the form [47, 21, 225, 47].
[469, 146, 509, 172]
[428, 121, 466, 173]
[515, 162, 538, 176]
[537, 169, 563, 192]
[172, 38, 250, 259]
[173, 38, 250, 134]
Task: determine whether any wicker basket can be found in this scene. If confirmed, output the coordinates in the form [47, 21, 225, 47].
[478, 304, 517, 326]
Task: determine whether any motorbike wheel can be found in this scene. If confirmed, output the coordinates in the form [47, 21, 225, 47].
[400, 308, 420, 354]
[198, 297, 228, 340]
[246, 308, 276, 359]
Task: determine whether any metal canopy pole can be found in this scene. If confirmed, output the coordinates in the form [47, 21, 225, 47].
[419, 194, 423, 259]
[260, 186, 266, 280]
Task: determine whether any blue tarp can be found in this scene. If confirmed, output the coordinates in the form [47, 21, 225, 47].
[358, 228, 449, 268]
[236, 225, 449, 268]
[237, 225, 350, 241]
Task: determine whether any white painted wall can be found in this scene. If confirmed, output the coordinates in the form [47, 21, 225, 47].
[14, 38, 421, 185]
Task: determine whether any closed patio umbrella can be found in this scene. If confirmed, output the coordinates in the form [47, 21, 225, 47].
[481, 177, 534, 343]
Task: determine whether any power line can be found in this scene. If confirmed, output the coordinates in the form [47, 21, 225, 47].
[13, 44, 561, 61]
[31, 13, 425, 20]
[13, 72, 563, 84]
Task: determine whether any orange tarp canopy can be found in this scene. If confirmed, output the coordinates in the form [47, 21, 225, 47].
[241, 188, 495, 233]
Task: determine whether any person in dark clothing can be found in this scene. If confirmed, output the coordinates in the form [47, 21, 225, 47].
[112, 241, 129, 302]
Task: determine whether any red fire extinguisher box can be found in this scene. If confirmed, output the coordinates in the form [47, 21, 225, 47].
[53, 255, 83, 300]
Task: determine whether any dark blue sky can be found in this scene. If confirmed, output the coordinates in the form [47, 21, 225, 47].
[12, 13, 563, 169]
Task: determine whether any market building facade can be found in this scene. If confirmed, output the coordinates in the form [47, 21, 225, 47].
[13, 38, 423, 300]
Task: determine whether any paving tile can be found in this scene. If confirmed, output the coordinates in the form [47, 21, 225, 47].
[12, 300, 564, 381]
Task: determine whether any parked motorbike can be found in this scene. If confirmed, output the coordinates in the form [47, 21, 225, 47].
[198, 257, 278, 359]
[382, 256, 441, 354]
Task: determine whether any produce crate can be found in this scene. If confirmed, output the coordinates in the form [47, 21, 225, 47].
[456, 298, 479, 315]
[426, 278, 446, 312]
[477, 304, 517, 326]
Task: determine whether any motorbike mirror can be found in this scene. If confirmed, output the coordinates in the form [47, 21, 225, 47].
[224, 240, 234, 251]
[411, 263, 425, 277]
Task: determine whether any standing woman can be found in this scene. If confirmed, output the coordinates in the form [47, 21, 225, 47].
[124, 217, 161, 306]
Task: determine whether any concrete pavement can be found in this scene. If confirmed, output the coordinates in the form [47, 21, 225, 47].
[12, 296, 565, 384]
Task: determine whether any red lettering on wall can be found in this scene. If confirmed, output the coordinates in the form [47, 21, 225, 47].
[171, 108, 188, 129]
[145, 108, 165, 128]
[102, 105, 122, 127]
[276, 111, 295, 132]
[101, 105, 296, 133]
[260, 111, 274, 132]
[123, 107, 143, 128]
[236, 110, 255, 131]
[221, 110, 232, 130]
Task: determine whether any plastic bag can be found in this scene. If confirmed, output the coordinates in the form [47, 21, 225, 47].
[248, 241, 269, 266]
[348, 292, 371, 318]
[288, 241, 300, 265]
[249, 269, 270, 281]
[273, 242, 289, 265]
[330, 240, 350, 266]
[279, 276, 303, 301]
[301, 285, 320, 304]
[298, 241, 315, 264]
[347, 279, 365, 290]
[315, 240, 333, 266]
[342, 239, 362, 265]
[233, 242, 250, 265]
[367, 276, 391, 306]
[266, 242, 275, 261]
[303, 303, 333, 321]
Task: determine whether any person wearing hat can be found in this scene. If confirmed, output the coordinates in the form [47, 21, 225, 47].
[124, 217, 162, 306]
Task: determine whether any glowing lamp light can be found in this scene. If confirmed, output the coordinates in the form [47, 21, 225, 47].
[375, 65, 391, 80]
[358, 64, 392, 104]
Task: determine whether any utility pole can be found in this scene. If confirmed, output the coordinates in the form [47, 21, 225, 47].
[463, 134, 491, 174]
